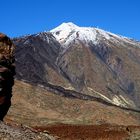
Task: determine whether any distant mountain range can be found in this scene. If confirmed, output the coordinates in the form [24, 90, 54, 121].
[7, 22, 140, 126]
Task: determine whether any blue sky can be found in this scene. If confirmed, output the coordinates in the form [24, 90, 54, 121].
[0, 0, 140, 40]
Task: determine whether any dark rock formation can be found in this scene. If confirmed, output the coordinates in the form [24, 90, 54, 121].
[0, 33, 15, 120]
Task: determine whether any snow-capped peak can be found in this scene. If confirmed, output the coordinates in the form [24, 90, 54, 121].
[51, 22, 79, 32]
[50, 22, 79, 45]
[50, 22, 111, 46]
[50, 22, 138, 47]
[51, 22, 95, 45]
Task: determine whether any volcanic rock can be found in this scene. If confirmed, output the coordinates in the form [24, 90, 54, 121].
[0, 33, 15, 120]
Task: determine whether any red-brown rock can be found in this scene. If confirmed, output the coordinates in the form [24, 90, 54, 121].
[0, 33, 15, 120]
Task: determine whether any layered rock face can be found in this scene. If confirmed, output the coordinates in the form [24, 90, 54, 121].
[0, 33, 15, 120]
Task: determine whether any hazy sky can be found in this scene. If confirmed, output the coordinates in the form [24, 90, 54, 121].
[0, 0, 140, 40]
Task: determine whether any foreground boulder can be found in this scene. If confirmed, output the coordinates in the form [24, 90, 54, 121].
[0, 33, 15, 120]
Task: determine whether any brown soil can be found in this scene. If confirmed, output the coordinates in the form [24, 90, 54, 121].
[7, 80, 140, 127]
[34, 124, 140, 140]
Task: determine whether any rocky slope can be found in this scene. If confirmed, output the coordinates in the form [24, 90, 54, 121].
[13, 22, 140, 111]
[6, 80, 140, 126]
[0, 121, 54, 140]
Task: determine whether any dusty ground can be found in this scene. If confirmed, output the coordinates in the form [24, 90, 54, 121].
[5, 81, 140, 139]
[34, 124, 140, 140]
[6, 80, 140, 127]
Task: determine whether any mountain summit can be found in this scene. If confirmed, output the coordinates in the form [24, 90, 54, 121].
[50, 22, 137, 48]
[51, 22, 109, 46]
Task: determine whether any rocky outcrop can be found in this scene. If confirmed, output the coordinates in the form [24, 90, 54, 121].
[0, 33, 15, 120]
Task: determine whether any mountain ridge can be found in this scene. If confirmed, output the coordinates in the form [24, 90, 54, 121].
[50, 22, 140, 47]
[13, 22, 140, 44]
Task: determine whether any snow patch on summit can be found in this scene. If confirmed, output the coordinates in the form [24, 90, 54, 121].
[51, 22, 111, 46]
[50, 22, 140, 48]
